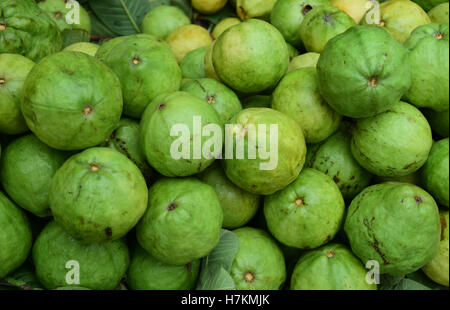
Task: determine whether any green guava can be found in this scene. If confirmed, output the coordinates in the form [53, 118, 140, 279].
[212, 19, 289, 94]
[180, 78, 243, 124]
[212, 18, 241, 39]
[264, 168, 345, 249]
[286, 43, 300, 60]
[272, 67, 342, 143]
[413, 0, 448, 11]
[351, 101, 433, 177]
[223, 108, 307, 195]
[290, 243, 377, 290]
[344, 182, 441, 275]
[38, 0, 91, 34]
[50, 147, 148, 243]
[236, 0, 277, 21]
[241, 95, 272, 109]
[141, 5, 190, 39]
[0, 134, 69, 217]
[428, 2, 449, 22]
[317, 25, 411, 118]
[423, 108, 449, 137]
[0, 53, 34, 135]
[21, 51, 123, 151]
[0, 0, 62, 62]
[422, 210, 449, 286]
[95, 34, 158, 62]
[0, 191, 32, 278]
[166, 24, 213, 63]
[421, 138, 449, 207]
[204, 41, 221, 81]
[271, 0, 330, 48]
[192, 0, 228, 14]
[230, 227, 286, 290]
[300, 5, 356, 53]
[199, 163, 260, 229]
[287, 52, 320, 73]
[32, 221, 129, 290]
[139, 91, 223, 177]
[180, 46, 209, 79]
[403, 23, 449, 112]
[63, 42, 99, 57]
[330, 0, 371, 23]
[127, 244, 201, 290]
[136, 177, 223, 265]
[305, 122, 373, 201]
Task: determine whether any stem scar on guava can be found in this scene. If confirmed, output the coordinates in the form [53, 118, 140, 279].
[244, 271, 255, 283]
[0, 24, 6, 31]
[167, 202, 177, 211]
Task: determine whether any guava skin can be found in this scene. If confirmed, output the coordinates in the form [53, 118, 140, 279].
[422, 210, 449, 286]
[300, 5, 356, 53]
[212, 18, 241, 39]
[0, 0, 62, 62]
[330, 0, 370, 23]
[287, 52, 320, 73]
[0, 191, 32, 278]
[271, 0, 330, 48]
[38, 0, 91, 34]
[136, 178, 223, 265]
[272, 67, 342, 143]
[199, 163, 260, 229]
[230, 227, 286, 290]
[403, 23, 449, 112]
[421, 138, 449, 207]
[50, 147, 148, 244]
[0, 135, 69, 217]
[286, 43, 300, 60]
[127, 244, 201, 290]
[344, 182, 441, 275]
[95, 34, 157, 62]
[212, 19, 289, 94]
[317, 26, 411, 118]
[180, 46, 209, 79]
[241, 95, 272, 109]
[32, 221, 130, 290]
[290, 243, 377, 290]
[180, 78, 243, 124]
[141, 5, 190, 39]
[63, 42, 99, 57]
[236, 0, 277, 21]
[192, 0, 228, 15]
[428, 3, 449, 23]
[350, 101, 433, 177]
[223, 108, 307, 195]
[423, 108, 449, 138]
[204, 41, 221, 81]
[21, 51, 123, 151]
[0, 53, 34, 135]
[413, 0, 448, 11]
[264, 168, 345, 250]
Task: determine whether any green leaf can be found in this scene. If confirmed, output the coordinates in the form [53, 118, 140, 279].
[197, 265, 236, 290]
[88, 9, 117, 37]
[379, 274, 405, 289]
[1, 264, 43, 290]
[394, 279, 432, 290]
[62, 29, 91, 48]
[405, 270, 443, 290]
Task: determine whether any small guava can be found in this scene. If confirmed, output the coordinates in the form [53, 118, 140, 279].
[136, 178, 223, 265]
[241, 95, 272, 109]
[287, 52, 320, 73]
[180, 46, 209, 79]
[330, 0, 371, 23]
[166, 24, 213, 63]
[50, 147, 148, 243]
[192, 0, 228, 14]
[38, 0, 91, 34]
[413, 0, 448, 11]
[286, 43, 300, 60]
[428, 2, 449, 23]
[237, 0, 277, 21]
[423, 108, 449, 138]
[141, 5, 190, 39]
[32, 221, 129, 290]
[212, 18, 241, 39]
[63, 42, 99, 57]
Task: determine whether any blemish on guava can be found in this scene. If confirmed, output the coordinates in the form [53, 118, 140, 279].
[157, 103, 166, 110]
[0, 78, 5, 85]
[105, 227, 112, 237]
[90, 164, 100, 172]
[379, 20, 385, 27]
[440, 217, 447, 241]
[244, 272, 255, 283]
[414, 196, 423, 204]
[368, 76, 378, 88]
[54, 12, 62, 19]
[83, 105, 93, 116]
[238, 6, 248, 20]
[333, 176, 340, 183]
[322, 13, 333, 23]
[434, 32, 444, 40]
[132, 56, 141, 65]
[167, 202, 177, 211]
[206, 94, 216, 104]
[325, 250, 335, 258]
[302, 5, 313, 15]
[294, 197, 304, 207]
[0, 24, 6, 31]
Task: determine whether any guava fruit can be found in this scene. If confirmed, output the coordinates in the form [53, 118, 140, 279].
[241, 95, 272, 109]
[351, 101, 433, 177]
[223, 108, 307, 195]
[272, 67, 342, 143]
[32, 221, 129, 290]
[0, 53, 34, 135]
[264, 168, 345, 249]
[317, 25, 411, 118]
[0, 134, 68, 217]
[290, 243, 377, 290]
[21, 51, 123, 151]
[212, 18, 241, 39]
[428, 2, 449, 22]
[38, 0, 91, 34]
[271, 0, 330, 48]
[413, 0, 448, 11]
[236, 0, 277, 20]
[180, 78, 242, 124]
[50, 147, 148, 243]
[305, 122, 373, 201]
[199, 163, 260, 229]
[204, 41, 221, 82]
[423, 108, 449, 137]
[345, 182, 441, 275]
[300, 5, 356, 53]
[403, 23, 449, 112]
[192, 0, 228, 14]
[0, 191, 32, 278]
[127, 244, 200, 290]
[213, 19, 289, 94]
[230, 227, 286, 290]
[180, 46, 209, 79]
[421, 138, 449, 207]
[102, 118, 154, 182]
[95, 34, 157, 62]
[141, 5, 190, 39]
[0, 0, 62, 62]
[422, 210, 449, 286]
[166, 24, 213, 63]
[100, 35, 182, 118]
[63, 42, 99, 57]
[287, 52, 320, 73]
[287, 44, 300, 60]
[330, 0, 371, 23]
[136, 177, 223, 265]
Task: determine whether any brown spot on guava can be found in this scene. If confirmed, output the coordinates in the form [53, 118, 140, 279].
[105, 227, 112, 236]
[434, 32, 444, 40]
[0, 78, 5, 85]
[368, 76, 378, 87]
[157, 103, 166, 110]
[0, 24, 6, 31]
[167, 202, 177, 211]
[83, 105, 93, 116]
[414, 196, 423, 204]
[302, 5, 313, 15]
[294, 197, 304, 207]
[206, 94, 216, 104]
[403, 162, 416, 170]
[322, 13, 333, 23]
[54, 12, 62, 19]
[333, 176, 340, 183]
[325, 250, 335, 258]
[90, 164, 100, 172]
[238, 6, 248, 20]
[244, 271, 255, 283]
[132, 56, 141, 65]
[379, 20, 385, 27]
[440, 217, 447, 241]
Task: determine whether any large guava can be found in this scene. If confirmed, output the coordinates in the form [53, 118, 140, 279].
[0, 53, 34, 135]
[330, 0, 371, 23]
[317, 25, 411, 118]
[344, 182, 441, 275]
[428, 2, 449, 23]
[32, 221, 129, 290]
[50, 147, 148, 243]
[180, 46, 209, 79]
[350, 101, 433, 177]
[0, 134, 69, 217]
[287, 52, 320, 72]
[136, 178, 223, 265]
[166, 24, 213, 63]
[236, 0, 277, 20]
[141, 5, 190, 39]
[423, 108, 449, 138]
[0, 0, 62, 62]
[413, 0, 448, 11]
[38, 0, 91, 35]
[192, 0, 228, 14]
[21, 51, 123, 151]
[212, 18, 241, 39]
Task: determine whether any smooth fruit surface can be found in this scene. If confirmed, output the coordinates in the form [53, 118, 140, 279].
[330, 0, 371, 23]
[180, 46, 209, 79]
[237, 0, 277, 20]
[166, 25, 213, 63]
[141, 5, 190, 39]
[428, 2, 449, 23]
[287, 53, 320, 72]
